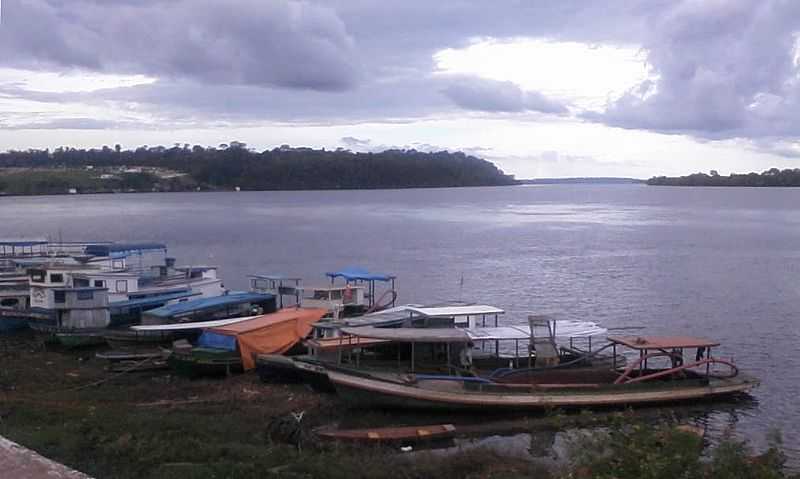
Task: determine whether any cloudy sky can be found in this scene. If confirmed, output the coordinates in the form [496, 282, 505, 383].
[1, 0, 800, 178]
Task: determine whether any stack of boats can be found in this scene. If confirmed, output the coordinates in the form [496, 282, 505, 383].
[0, 237, 758, 412]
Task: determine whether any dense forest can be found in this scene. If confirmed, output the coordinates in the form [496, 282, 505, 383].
[0, 143, 517, 195]
[648, 168, 800, 187]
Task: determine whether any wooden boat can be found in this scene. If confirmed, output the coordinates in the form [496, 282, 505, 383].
[326, 335, 758, 411]
[316, 423, 456, 443]
[166, 308, 328, 378]
[168, 346, 243, 378]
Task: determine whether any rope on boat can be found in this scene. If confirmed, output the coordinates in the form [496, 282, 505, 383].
[614, 353, 739, 385]
[366, 289, 398, 314]
[489, 341, 619, 380]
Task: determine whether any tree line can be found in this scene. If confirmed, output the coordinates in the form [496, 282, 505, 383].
[0, 143, 516, 194]
[648, 168, 800, 187]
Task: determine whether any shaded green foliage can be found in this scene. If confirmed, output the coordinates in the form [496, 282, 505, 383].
[648, 168, 800, 186]
[0, 143, 516, 194]
[569, 423, 796, 479]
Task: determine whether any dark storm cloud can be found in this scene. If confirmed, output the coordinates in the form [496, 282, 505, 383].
[588, 0, 800, 140]
[442, 78, 568, 114]
[4, 0, 800, 148]
[0, 0, 360, 91]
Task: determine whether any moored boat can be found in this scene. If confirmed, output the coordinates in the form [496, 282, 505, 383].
[326, 335, 758, 411]
[315, 423, 456, 444]
[167, 307, 328, 378]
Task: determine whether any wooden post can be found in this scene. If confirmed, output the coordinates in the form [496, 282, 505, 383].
[411, 341, 415, 373]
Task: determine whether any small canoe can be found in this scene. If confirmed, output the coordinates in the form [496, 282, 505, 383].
[316, 424, 456, 443]
[96, 350, 165, 362]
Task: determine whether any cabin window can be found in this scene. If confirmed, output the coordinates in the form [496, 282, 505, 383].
[313, 290, 328, 300]
[74, 278, 90, 287]
[94, 280, 104, 288]
[190, 270, 202, 279]
[30, 271, 45, 283]
[330, 290, 343, 300]
[50, 273, 64, 283]
[77, 290, 94, 301]
[0, 298, 18, 307]
[54, 291, 66, 303]
[116, 280, 128, 293]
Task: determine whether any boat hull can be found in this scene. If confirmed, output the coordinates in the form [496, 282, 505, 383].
[0, 316, 29, 334]
[327, 370, 758, 411]
[256, 355, 335, 393]
[167, 349, 243, 378]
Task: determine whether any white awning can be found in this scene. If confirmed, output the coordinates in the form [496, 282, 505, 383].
[404, 305, 505, 318]
[131, 314, 262, 331]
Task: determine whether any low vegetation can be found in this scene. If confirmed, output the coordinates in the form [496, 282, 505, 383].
[648, 168, 800, 187]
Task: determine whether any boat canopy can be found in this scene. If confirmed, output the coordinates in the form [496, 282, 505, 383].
[340, 319, 607, 343]
[144, 292, 274, 319]
[608, 336, 719, 350]
[198, 307, 328, 369]
[405, 305, 504, 318]
[249, 274, 302, 281]
[326, 267, 395, 282]
[84, 242, 167, 257]
[109, 291, 200, 311]
[339, 326, 531, 343]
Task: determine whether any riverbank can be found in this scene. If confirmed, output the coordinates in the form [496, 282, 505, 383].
[0, 333, 795, 478]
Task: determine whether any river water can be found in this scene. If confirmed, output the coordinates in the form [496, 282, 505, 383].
[2, 185, 798, 457]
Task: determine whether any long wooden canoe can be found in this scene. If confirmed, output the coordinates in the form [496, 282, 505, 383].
[316, 424, 456, 443]
[327, 369, 758, 411]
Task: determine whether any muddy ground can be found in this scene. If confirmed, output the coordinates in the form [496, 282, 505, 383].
[0, 333, 552, 478]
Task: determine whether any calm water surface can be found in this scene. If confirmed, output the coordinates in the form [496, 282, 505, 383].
[2, 185, 799, 457]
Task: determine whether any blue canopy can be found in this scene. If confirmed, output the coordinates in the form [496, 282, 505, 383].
[144, 292, 275, 319]
[109, 291, 200, 312]
[85, 242, 167, 257]
[197, 331, 238, 351]
[325, 267, 395, 282]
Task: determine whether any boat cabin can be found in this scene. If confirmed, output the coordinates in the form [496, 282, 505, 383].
[72, 272, 139, 302]
[139, 259, 225, 298]
[249, 274, 302, 308]
[300, 284, 367, 316]
[0, 239, 49, 258]
[326, 267, 397, 310]
[33, 287, 110, 329]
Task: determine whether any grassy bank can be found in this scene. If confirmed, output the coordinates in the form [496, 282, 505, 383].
[0, 333, 796, 478]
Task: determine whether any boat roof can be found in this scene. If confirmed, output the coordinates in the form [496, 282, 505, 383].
[109, 291, 200, 310]
[608, 336, 720, 350]
[0, 238, 48, 247]
[131, 314, 262, 331]
[143, 292, 274, 318]
[207, 307, 328, 335]
[405, 305, 504, 317]
[84, 243, 167, 257]
[175, 265, 218, 272]
[326, 267, 395, 282]
[249, 274, 302, 282]
[303, 284, 365, 292]
[339, 326, 532, 343]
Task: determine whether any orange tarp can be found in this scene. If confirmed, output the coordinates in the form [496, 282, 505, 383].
[208, 307, 327, 370]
